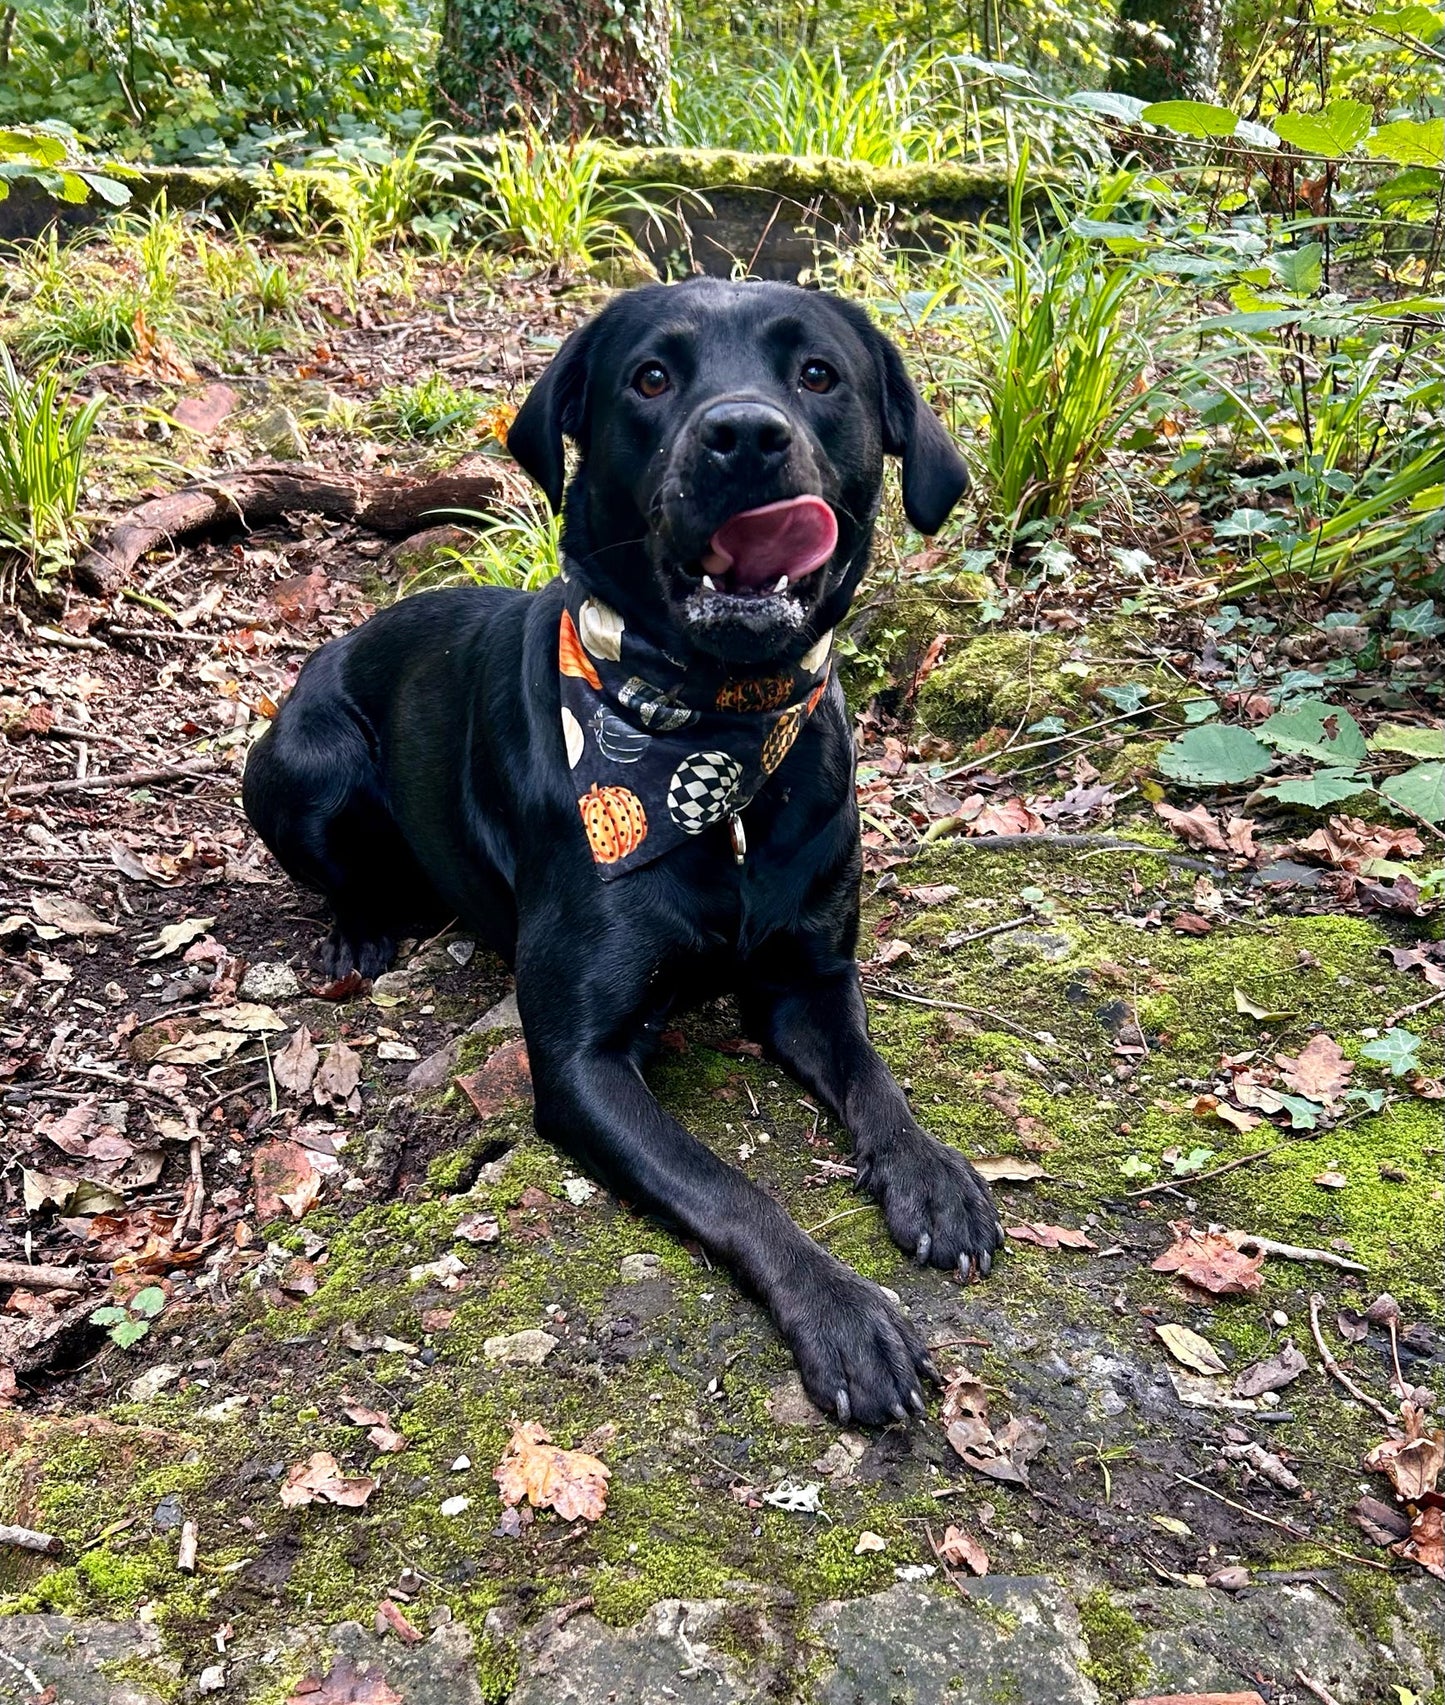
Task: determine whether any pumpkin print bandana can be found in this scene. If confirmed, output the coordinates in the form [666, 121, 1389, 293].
[558, 570, 832, 879]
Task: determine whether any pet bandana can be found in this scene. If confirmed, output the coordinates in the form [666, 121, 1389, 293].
[558, 571, 833, 879]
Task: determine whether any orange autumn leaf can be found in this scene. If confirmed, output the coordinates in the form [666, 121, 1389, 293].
[493, 1420, 610, 1523]
[279, 1450, 376, 1509]
[1275, 1032, 1352, 1103]
[1152, 1220, 1264, 1296]
[1005, 1220, 1098, 1251]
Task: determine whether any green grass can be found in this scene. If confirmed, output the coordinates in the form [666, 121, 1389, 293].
[369, 372, 489, 441]
[0, 341, 106, 600]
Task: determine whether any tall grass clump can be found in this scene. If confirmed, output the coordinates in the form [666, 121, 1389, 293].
[0, 344, 106, 600]
[401, 500, 562, 596]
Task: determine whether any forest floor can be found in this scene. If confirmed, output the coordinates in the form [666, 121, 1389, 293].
[1, 248, 1443, 1705]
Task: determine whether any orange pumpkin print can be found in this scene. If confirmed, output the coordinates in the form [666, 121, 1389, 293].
[716, 672, 793, 715]
[559, 609, 602, 690]
[579, 783, 647, 863]
[760, 705, 803, 774]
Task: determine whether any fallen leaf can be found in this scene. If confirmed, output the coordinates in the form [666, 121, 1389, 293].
[1233, 1342, 1307, 1398]
[279, 1451, 376, 1509]
[870, 939, 913, 968]
[1232, 987, 1294, 1022]
[904, 884, 960, 906]
[1276, 1033, 1352, 1103]
[1152, 1221, 1264, 1296]
[252, 1141, 322, 1222]
[972, 797, 1045, 836]
[137, 917, 216, 960]
[493, 1421, 610, 1522]
[286, 1658, 401, 1705]
[273, 1025, 321, 1098]
[1397, 1504, 1444, 1578]
[937, 1525, 989, 1576]
[31, 895, 120, 937]
[1172, 912, 1214, 935]
[37, 1099, 99, 1157]
[1157, 1323, 1228, 1377]
[1293, 815, 1424, 870]
[1353, 1494, 1411, 1546]
[1220, 1438, 1300, 1492]
[1193, 1095, 1261, 1133]
[171, 382, 239, 436]
[941, 1366, 1046, 1486]
[971, 1156, 1047, 1184]
[314, 1041, 362, 1112]
[154, 1029, 246, 1066]
[853, 1530, 887, 1554]
[1313, 1170, 1348, 1190]
[1005, 1221, 1097, 1251]
[1154, 801, 1233, 853]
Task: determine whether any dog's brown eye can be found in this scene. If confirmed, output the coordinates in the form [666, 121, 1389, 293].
[799, 360, 836, 394]
[633, 362, 670, 398]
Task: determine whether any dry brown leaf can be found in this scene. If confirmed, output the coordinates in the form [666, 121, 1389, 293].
[1153, 801, 1231, 853]
[1397, 1505, 1444, 1579]
[1005, 1220, 1097, 1251]
[972, 797, 1045, 837]
[31, 894, 120, 937]
[273, 1025, 320, 1098]
[279, 1450, 376, 1510]
[493, 1420, 610, 1523]
[1313, 1170, 1348, 1190]
[1152, 1221, 1264, 1296]
[314, 1041, 362, 1112]
[1294, 815, 1424, 870]
[938, 1524, 989, 1576]
[374, 1598, 422, 1644]
[1125, 1691, 1267, 1704]
[971, 1156, 1047, 1184]
[1276, 1032, 1352, 1103]
[252, 1140, 322, 1222]
[940, 1366, 1047, 1486]
[1156, 1323, 1228, 1377]
[1233, 1342, 1307, 1398]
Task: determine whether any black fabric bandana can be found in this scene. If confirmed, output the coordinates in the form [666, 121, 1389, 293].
[557, 568, 833, 879]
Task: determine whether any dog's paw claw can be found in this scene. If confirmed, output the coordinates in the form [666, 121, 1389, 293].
[915, 1232, 932, 1264]
[866, 1136, 1003, 1278]
[835, 1388, 850, 1426]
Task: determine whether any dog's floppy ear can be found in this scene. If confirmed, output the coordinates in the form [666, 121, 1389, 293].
[870, 329, 970, 536]
[506, 319, 598, 513]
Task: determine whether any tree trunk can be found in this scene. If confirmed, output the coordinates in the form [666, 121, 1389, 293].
[1111, 0, 1223, 103]
[435, 0, 672, 142]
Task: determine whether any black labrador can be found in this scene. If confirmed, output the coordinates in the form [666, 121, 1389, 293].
[243, 277, 1003, 1425]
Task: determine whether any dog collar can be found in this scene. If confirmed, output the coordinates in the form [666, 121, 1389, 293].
[556, 570, 832, 879]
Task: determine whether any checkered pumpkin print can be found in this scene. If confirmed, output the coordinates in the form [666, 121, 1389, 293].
[666, 750, 746, 834]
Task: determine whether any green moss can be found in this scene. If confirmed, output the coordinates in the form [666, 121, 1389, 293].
[1079, 1589, 1149, 1703]
[915, 631, 1081, 743]
[99, 1657, 184, 1704]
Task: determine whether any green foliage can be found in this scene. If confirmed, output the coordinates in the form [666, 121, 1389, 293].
[88, 1285, 166, 1350]
[0, 343, 107, 602]
[370, 373, 489, 441]
[1156, 724, 1274, 785]
[402, 500, 563, 595]
[0, 123, 131, 206]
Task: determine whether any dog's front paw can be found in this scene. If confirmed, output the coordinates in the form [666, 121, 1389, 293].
[320, 923, 396, 983]
[858, 1134, 1005, 1280]
[775, 1261, 936, 1427]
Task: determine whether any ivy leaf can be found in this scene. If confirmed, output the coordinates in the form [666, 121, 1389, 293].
[1027, 716, 1068, 736]
[1256, 700, 1368, 766]
[1360, 1028, 1422, 1076]
[1181, 698, 1219, 724]
[1273, 100, 1372, 158]
[1365, 118, 1445, 167]
[1381, 762, 1445, 825]
[1157, 725, 1273, 786]
[1141, 99, 1239, 138]
[1369, 724, 1445, 761]
[1257, 768, 1375, 810]
[1389, 598, 1445, 637]
[1098, 683, 1150, 712]
[1274, 1092, 1326, 1130]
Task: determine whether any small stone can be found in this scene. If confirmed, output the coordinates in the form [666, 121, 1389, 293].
[470, 990, 522, 1034]
[562, 1176, 596, 1205]
[1272, 1310, 1290, 1327]
[409, 1252, 467, 1289]
[894, 1563, 936, 1581]
[451, 1455, 471, 1472]
[446, 939, 476, 966]
[153, 1494, 184, 1531]
[619, 1252, 662, 1282]
[406, 1039, 461, 1094]
[197, 1664, 227, 1693]
[765, 1373, 826, 1427]
[376, 1039, 419, 1062]
[128, 1363, 182, 1403]
[482, 1328, 559, 1366]
[239, 961, 300, 1002]
[440, 1495, 470, 1518]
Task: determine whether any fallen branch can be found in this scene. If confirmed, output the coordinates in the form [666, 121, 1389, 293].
[75, 456, 507, 596]
[0, 1260, 89, 1293]
[177, 1137, 206, 1247]
[1308, 1292, 1398, 1426]
[861, 977, 1051, 1047]
[9, 756, 222, 802]
[1229, 1232, 1369, 1274]
[0, 1524, 64, 1556]
[1388, 986, 1445, 1025]
[177, 1520, 198, 1574]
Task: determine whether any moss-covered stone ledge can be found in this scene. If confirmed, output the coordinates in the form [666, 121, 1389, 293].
[0, 147, 1024, 280]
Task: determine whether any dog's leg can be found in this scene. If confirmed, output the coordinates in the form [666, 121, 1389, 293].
[746, 959, 1004, 1279]
[518, 963, 935, 1426]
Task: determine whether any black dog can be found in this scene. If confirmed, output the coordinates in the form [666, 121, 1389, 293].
[244, 278, 1003, 1425]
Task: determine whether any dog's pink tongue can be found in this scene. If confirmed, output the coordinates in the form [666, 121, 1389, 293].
[706, 496, 837, 588]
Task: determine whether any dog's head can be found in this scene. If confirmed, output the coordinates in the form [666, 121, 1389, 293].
[507, 278, 969, 667]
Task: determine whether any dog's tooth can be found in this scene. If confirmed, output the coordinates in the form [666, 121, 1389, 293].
[773, 574, 789, 594]
[701, 574, 717, 592]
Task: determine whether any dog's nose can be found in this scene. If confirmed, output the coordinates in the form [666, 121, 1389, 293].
[699, 400, 793, 466]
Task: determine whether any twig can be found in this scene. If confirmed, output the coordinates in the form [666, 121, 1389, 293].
[939, 915, 1030, 947]
[861, 978, 1050, 1046]
[1125, 1144, 1288, 1197]
[1296, 1671, 1346, 1705]
[102, 625, 224, 645]
[33, 625, 107, 652]
[805, 1204, 875, 1236]
[1230, 1233, 1368, 1274]
[0, 1524, 63, 1556]
[0, 1259, 89, 1293]
[916, 827, 1211, 870]
[177, 1137, 206, 1247]
[9, 757, 222, 801]
[1173, 1475, 1390, 1572]
[176, 1521, 198, 1574]
[1388, 987, 1445, 1025]
[1308, 1292, 1398, 1425]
